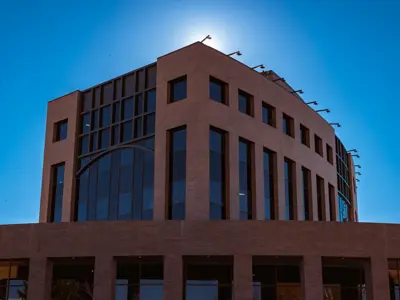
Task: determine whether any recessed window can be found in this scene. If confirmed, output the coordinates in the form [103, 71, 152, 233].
[122, 98, 134, 120]
[327, 144, 333, 164]
[315, 134, 323, 157]
[55, 119, 68, 141]
[264, 148, 276, 220]
[239, 138, 254, 220]
[302, 167, 312, 221]
[169, 76, 187, 102]
[209, 76, 227, 104]
[238, 90, 253, 116]
[284, 158, 296, 220]
[81, 113, 90, 134]
[100, 105, 111, 127]
[329, 183, 336, 221]
[282, 114, 294, 138]
[262, 102, 276, 127]
[210, 127, 228, 220]
[300, 124, 310, 147]
[50, 163, 65, 222]
[316, 175, 326, 221]
[145, 90, 156, 113]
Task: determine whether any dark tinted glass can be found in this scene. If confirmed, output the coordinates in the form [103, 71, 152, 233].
[51, 164, 65, 222]
[302, 167, 311, 220]
[113, 102, 120, 122]
[239, 138, 252, 220]
[122, 98, 134, 120]
[100, 105, 111, 127]
[209, 77, 225, 103]
[284, 159, 294, 220]
[170, 76, 187, 102]
[145, 90, 156, 113]
[92, 110, 99, 130]
[81, 113, 90, 134]
[168, 127, 186, 220]
[144, 114, 155, 136]
[80, 135, 89, 155]
[121, 121, 133, 142]
[135, 94, 143, 116]
[112, 126, 119, 145]
[134, 117, 143, 138]
[56, 120, 68, 141]
[209, 128, 226, 220]
[238, 91, 251, 115]
[264, 150, 275, 220]
[90, 132, 98, 151]
[262, 103, 274, 126]
[100, 128, 110, 149]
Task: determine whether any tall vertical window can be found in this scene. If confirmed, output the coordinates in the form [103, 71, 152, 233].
[169, 76, 187, 102]
[316, 175, 326, 221]
[209, 77, 227, 104]
[209, 127, 227, 220]
[50, 163, 65, 222]
[238, 90, 253, 116]
[328, 184, 336, 221]
[284, 158, 295, 220]
[302, 167, 312, 221]
[54, 119, 68, 141]
[168, 127, 187, 220]
[239, 138, 254, 220]
[315, 135, 323, 157]
[262, 102, 276, 127]
[300, 124, 310, 147]
[282, 114, 294, 138]
[263, 149, 276, 220]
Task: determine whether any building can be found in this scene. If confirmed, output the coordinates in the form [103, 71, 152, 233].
[0, 42, 398, 300]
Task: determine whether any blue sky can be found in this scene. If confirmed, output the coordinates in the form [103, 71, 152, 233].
[0, 0, 398, 224]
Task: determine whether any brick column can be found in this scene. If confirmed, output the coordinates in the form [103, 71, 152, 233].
[27, 257, 53, 300]
[365, 256, 390, 300]
[164, 254, 183, 300]
[302, 255, 323, 300]
[234, 255, 253, 300]
[93, 255, 116, 300]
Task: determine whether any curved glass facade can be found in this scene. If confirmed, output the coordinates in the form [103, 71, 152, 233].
[76, 142, 154, 221]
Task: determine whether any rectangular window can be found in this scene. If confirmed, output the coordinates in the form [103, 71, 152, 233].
[327, 144, 333, 164]
[282, 114, 294, 138]
[238, 90, 253, 116]
[54, 119, 68, 141]
[169, 76, 187, 102]
[81, 113, 90, 134]
[315, 135, 323, 157]
[168, 127, 187, 220]
[209, 76, 228, 104]
[302, 167, 312, 221]
[263, 149, 276, 220]
[300, 124, 310, 147]
[100, 105, 111, 127]
[50, 163, 65, 222]
[209, 127, 227, 220]
[262, 102, 276, 127]
[239, 138, 254, 220]
[284, 158, 295, 220]
[316, 175, 326, 221]
[329, 184, 336, 221]
[0, 260, 29, 300]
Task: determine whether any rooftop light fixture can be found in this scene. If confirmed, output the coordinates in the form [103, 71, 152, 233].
[200, 35, 212, 43]
[306, 101, 318, 105]
[291, 89, 303, 94]
[355, 165, 361, 168]
[251, 64, 265, 70]
[352, 154, 360, 158]
[348, 149, 358, 153]
[316, 109, 331, 113]
[227, 51, 242, 57]
[356, 172, 361, 175]
[329, 123, 341, 128]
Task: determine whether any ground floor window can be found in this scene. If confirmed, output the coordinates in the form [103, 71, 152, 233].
[0, 260, 29, 300]
[184, 256, 233, 300]
[115, 257, 163, 300]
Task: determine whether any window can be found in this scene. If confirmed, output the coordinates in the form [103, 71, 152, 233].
[262, 102, 276, 127]
[300, 124, 310, 147]
[327, 144, 333, 164]
[81, 113, 90, 134]
[316, 175, 326, 221]
[169, 76, 187, 102]
[302, 167, 312, 221]
[388, 260, 400, 300]
[328, 184, 336, 221]
[144, 90, 156, 113]
[209, 127, 227, 220]
[55, 119, 68, 141]
[238, 89, 253, 116]
[209, 76, 227, 104]
[264, 149, 276, 220]
[239, 138, 254, 220]
[122, 98, 134, 120]
[0, 260, 29, 300]
[50, 163, 65, 222]
[185, 257, 232, 300]
[282, 114, 294, 138]
[315, 134, 323, 157]
[100, 105, 111, 127]
[116, 258, 163, 300]
[168, 127, 187, 220]
[284, 158, 295, 220]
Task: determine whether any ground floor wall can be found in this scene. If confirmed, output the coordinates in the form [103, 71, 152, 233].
[0, 220, 397, 299]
